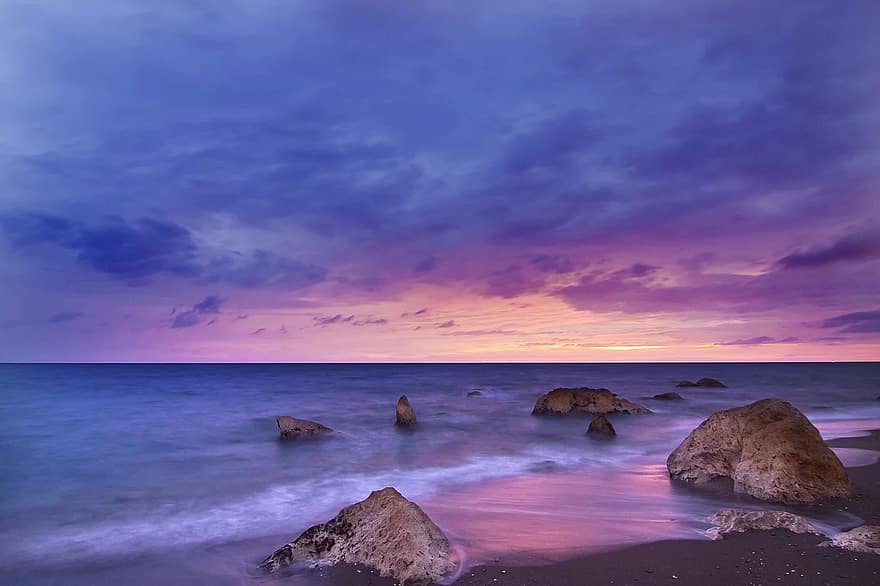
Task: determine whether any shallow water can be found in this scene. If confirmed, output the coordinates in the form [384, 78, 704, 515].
[0, 363, 878, 584]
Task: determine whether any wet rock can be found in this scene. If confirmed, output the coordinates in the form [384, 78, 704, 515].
[532, 388, 651, 415]
[276, 416, 332, 440]
[396, 395, 417, 426]
[260, 487, 455, 584]
[667, 399, 850, 503]
[467, 390, 483, 397]
[587, 414, 616, 437]
[819, 525, 880, 555]
[653, 392, 684, 401]
[706, 509, 822, 540]
[676, 378, 726, 388]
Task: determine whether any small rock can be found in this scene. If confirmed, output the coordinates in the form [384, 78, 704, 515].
[706, 509, 823, 540]
[676, 378, 726, 388]
[819, 526, 880, 555]
[276, 416, 332, 440]
[396, 395, 417, 426]
[587, 414, 616, 437]
[653, 392, 684, 401]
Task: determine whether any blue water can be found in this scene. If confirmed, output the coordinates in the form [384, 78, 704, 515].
[1, 363, 879, 584]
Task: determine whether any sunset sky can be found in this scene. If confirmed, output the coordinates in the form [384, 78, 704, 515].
[0, 0, 878, 362]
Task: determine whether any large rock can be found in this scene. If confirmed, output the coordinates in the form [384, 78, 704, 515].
[276, 416, 332, 440]
[396, 395, 417, 426]
[819, 526, 880, 555]
[532, 388, 651, 415]
[667, 399, 850, 503]
[706, 509, 822, 540]
[676, 377, 726, 388]
[260, 487, 455, 584]
[587, 414, 616, 437]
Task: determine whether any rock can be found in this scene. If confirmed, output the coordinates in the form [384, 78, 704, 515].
[276, 416, 332, 440]
[532, 388, 651, 415]
[260, 487, 455, 584]
[466, 390, 483, 397]
[653, 392, 684, 401]
[587, 414, 616, 437]
[667, 399, 851, 503]
[706, 509, 822, 540]
[396, 395, 417, 426]
[819, 526, 880, 555]
[676, 378, 726, 388]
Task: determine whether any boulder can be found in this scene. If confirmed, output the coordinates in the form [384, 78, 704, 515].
[706, 509, 822, 540]
[466, 390, 483, 397]
[276, 416, 332, 440]
[667, 399, 850, 503]
[532, 388, 651, 415]
[819, 526, 880, 555]
[653, 392, 684, 401]
[396, 395, 417, 426]
[587, 414, 616, 437]
[676, 378, 726, 388]
[260, 487, 455, 584]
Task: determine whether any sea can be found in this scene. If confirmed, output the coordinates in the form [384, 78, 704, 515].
[1, 362, 878, 584]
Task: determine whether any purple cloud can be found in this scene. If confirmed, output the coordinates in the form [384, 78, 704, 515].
[777, 232, 880, 270]
[822, 309, 880, 334]
[172, 295, 223, 329]
[720, 336, 800, 346]
[48, 311, 82, 324]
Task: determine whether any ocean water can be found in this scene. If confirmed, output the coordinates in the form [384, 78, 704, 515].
[0, 363, 878, 584]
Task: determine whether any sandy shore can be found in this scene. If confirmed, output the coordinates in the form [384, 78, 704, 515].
[306, 430, 880, 585]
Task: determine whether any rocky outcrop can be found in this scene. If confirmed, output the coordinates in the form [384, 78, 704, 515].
[396, 395, 417, 426]
[819, 526, 880, 555]
[667, 399, 850, 503]
[532, 388, 651, 415]
[653, 392, 683, 401]
[587, 414, 616, 437]
[706, 509, 821, 540]
[260, 487, 455, 584]
[676, 378, 726, 388]
[276, 416, 332, 440]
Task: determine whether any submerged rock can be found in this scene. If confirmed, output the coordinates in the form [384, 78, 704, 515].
[587, 414, 616, 437]
[819, 526, 880, 555]
[396, 395, 417, 426]
[260, 487, 455, 584]
[276, 416, 332, 440]
[653, 392, 684, 401]
[706, 509, 822, 540]
[532, 388, 651, 415]
[676, 378, 726, 388]
[667, 399, 850, 503]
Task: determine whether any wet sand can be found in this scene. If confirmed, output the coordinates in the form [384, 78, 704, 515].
[312, 430, 880, 585]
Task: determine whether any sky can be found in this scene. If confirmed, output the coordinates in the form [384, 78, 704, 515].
[0, 0, 878, 362]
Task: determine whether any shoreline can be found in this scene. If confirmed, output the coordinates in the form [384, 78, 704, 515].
[313, 430, 880, 585]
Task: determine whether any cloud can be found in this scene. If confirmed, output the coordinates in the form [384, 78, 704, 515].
[822, 309, 880, 334]
[250, 327, 267, 336]
[435, 320, 456, 329]
[172, 295, 223, 329]
[401, 308, 428, 318]
[777, 232, 880, 270]
[719, 336, 799, 346]
[1, 212, 326, 290]
[313, 313, 386, 326]
[47, 311, 82, 324]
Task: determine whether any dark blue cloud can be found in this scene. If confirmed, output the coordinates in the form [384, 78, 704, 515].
[822, 309, 880, 334]
[777, 231, 880, 270]
[47, 311, 82, 324]
[172, 295, 223, 329]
